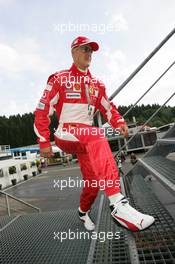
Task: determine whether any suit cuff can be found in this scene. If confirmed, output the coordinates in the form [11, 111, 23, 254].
[112, 119, 126, 129]
[39, 141, 51, 149]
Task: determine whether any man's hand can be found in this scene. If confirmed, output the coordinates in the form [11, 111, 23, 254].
[118, 124, 129, 138]
[40, 147, 54, 158]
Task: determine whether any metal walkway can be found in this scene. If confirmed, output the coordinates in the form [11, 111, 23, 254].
[1, 125, 175, 263]
[142, 156, 175, 185]
[1, 173, 175, 263]
[89, 174, 175, 264]
[0, 209, 97, 264]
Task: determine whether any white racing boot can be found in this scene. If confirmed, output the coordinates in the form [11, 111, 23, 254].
[111, 194, 155, 232]
[78, 208, 95, 231]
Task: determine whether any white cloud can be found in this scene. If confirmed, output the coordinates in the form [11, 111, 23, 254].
[0, 0, 15, 7]
[0, 0, 175, 117]
[0, 38, 51, 78]
[109, 14, 128, 32]
[0, 37, 53, 117]
[1, 100, 22, 117]
[104, 12, 128, 32]
[98, 40, 175, 108]
[98, 47, 136, 92]
[102, 48, 131, 78]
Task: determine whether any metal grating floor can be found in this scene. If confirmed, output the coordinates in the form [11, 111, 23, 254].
[0, 174, 175, 263]
[0, 209, 98, 264]
[89, 173, 175, 264]
[90, 197, 131, 264]
[0, 215, 16, 229]
[124, 174, 175, 264]
[143, 156, 175, 184]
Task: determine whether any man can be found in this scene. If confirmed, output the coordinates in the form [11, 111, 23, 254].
[34, 36, 155, 231]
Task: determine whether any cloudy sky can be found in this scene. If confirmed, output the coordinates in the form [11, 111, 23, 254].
[0, 0, 174, 117]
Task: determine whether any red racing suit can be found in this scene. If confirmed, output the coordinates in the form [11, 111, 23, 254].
[34, 63, 126, 212]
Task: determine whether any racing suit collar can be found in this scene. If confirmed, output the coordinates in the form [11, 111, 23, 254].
[70, 63, 92, 77]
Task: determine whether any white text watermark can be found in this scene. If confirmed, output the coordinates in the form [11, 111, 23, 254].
[53, 177, 120, 191]
[54, 229, 121, 242]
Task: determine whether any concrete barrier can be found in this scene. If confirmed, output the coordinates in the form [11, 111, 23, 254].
[0, 159, 38, 189]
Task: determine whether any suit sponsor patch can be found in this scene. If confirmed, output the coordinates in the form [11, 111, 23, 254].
[94, 89, 99, 97]
[66, 93, 81, 99]
[45, 83, 52, 91]
[64, 81, 73, 89]
[73, 83, 81, 92]
[41, 90, 49, 99]
[37, 102, 45, 110]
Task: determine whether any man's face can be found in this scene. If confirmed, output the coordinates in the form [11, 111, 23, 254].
[72, 45, 93, 69]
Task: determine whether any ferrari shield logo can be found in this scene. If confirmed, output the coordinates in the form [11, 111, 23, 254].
[73, 83, 81, 92]
[89, 84, 94, 94]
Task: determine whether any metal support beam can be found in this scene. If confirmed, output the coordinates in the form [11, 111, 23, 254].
[109, 27, 175, 100]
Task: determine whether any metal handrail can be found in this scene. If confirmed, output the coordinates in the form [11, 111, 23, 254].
[109, 27, 175, 100]
[95, 28, 175, 125]
[123, 61, 175, 118]
[114, 91, 175, 157]
[0, 190, 41, 216]
[0, 204, 21, 213]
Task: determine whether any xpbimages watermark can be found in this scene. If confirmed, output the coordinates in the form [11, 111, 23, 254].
[53, 74, 98, 86]
[54, 229, 121, 242]
[52, 72, 121, 88]
[53, 22, 124, 34]
[55, 126, 120, 139]
[53, 178, 120, 191]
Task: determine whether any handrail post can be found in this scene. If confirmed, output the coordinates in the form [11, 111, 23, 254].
[0, 190, 41, 215]
[5, 194, 11, 217]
